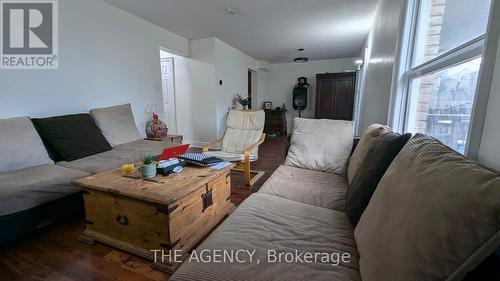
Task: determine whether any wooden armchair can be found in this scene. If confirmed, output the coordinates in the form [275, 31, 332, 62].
[203, 110, 266, 186]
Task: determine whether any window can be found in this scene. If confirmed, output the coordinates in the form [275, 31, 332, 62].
[399, 0, 492, 154]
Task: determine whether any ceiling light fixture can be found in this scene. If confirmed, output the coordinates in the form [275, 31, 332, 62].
[224, 7, 238, 15]
[294, 57, 309, 63]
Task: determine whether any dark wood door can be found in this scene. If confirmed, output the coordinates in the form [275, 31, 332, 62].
[315, 72, 356, 120]
[248, 70, 252, 109]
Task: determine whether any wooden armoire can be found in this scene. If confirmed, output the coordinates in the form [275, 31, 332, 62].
[314, 72, 356, 120]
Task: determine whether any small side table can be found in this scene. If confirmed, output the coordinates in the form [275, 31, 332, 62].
[145, 134, 183, 144]
[264, 109, 287, 136]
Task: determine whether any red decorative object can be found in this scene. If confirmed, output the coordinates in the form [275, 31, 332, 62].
[146, 113, 168, 138]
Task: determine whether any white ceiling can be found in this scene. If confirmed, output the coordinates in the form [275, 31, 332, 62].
[103, 0, 379, 63]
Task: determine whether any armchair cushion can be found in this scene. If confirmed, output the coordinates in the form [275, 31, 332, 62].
[221, 110, 265, 157]
[285, 118, 354, 174]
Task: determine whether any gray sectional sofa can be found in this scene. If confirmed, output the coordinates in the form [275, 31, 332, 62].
[0, 104, 176, 245]
[171, 119, 500, 281]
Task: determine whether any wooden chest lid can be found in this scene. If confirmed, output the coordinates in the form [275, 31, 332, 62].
[72, 165, 234, 205]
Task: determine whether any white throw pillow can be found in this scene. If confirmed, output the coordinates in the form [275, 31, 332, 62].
[90, 103, 142, 146]
[285, 118, 354, 174]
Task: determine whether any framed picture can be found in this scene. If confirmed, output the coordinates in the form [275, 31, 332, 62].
[263, 101, 273, 110]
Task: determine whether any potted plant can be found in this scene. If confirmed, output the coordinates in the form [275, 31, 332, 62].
[139, 155, 157, 178]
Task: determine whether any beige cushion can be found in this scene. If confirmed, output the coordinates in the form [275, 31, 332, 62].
[172, 193, 361, 281]
[285, 118, 354, 174]
[90, 103, 142, 146]
[259, 165, 348, 211]
[113, 139, 177, 161]
[0, 164, 88, 216]
[0, 117, 53, 173]
[347, 123, 390, 185]
[58, 139, 176, 174]
[221, 110, 265, 157]
[354, 134, 500, 281]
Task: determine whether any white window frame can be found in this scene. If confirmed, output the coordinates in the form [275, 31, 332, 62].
[391, 0, 494, 157]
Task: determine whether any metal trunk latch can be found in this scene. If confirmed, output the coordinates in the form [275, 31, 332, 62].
[202, 184, 213, 212]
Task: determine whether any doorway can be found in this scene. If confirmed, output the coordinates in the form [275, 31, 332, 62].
[160, 52, 177, 134]
[248, 70, 253, 109]
[248, 69, 257, 109]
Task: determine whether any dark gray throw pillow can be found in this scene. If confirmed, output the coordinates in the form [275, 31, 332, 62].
[32, 114, 112, 162]
[345, 132, 412, 226]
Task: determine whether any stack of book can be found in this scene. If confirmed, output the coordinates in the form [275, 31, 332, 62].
[177, 153, 231, 170]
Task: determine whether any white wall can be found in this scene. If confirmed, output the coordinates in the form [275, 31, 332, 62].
[258, 58, 358, 131]
[0, 0, 189, 136]
[161, 38, 259, 144]
[358, 0, 407, 132]
[214, 38, 258, 137]
[190, 38, 216, 64]
[160, 51, 217, 146]
[478, 34, 500, 171]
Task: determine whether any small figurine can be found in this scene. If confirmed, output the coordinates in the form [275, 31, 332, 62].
[295, 77, 310, 89]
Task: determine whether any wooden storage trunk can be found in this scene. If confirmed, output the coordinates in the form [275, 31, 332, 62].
[75, 166, 235, 272]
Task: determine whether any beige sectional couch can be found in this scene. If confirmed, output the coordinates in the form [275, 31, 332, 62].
[173, 193, 361, 281]
[172, 120, 500, 281]
[172, 168, 360, 281]
[0, 104, 176, 244]
[0, 164, 89, 217]
[259, 164, 348, 211]
[57, 139, 173, 175]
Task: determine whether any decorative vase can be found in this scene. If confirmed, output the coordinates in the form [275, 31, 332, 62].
[146, 113, 168, 138]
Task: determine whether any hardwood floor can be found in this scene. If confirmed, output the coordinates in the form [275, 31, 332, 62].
[0, 136, 286, 281]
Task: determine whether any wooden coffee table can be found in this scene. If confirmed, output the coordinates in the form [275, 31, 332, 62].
[73, 164, 235, 272]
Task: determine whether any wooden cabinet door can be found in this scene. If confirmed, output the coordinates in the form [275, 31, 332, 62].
[315, 73, 356, 121]
[315, 75, 336, 119]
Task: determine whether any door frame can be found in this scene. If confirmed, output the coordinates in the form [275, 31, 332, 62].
[160, 56, 177, 134]
[248, 70, 252, 109]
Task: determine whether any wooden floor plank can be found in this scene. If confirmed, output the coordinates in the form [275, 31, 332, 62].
[103, 251, 168, 281]
[0, 136, 285, 281]
[0, 256, 39, 281]
[0, 253, 55, 281]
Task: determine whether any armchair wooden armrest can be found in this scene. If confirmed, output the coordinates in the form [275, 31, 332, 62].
[243, 133, 266, 163]
[202, 138, 223, 152]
